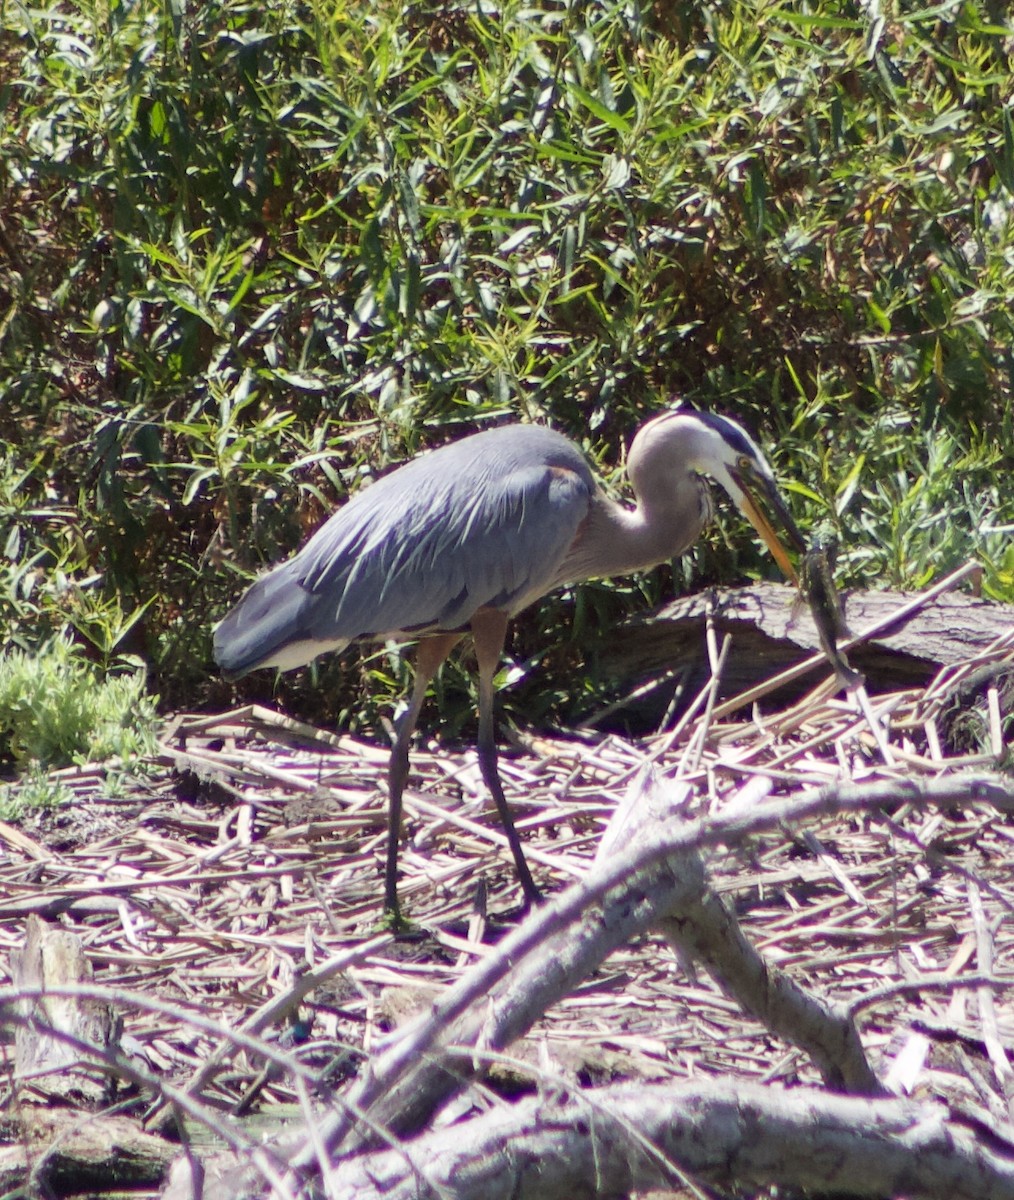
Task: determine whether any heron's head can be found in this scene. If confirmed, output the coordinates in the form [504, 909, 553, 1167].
[645, 409, 806, 583]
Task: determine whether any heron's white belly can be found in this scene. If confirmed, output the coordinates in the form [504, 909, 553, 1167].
[261, 638, 351, 671]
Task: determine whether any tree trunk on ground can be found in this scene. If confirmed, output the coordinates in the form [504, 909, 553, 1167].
[601, 584, 1014, 722]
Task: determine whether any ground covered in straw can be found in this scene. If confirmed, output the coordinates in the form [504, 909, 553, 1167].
[2, 591, 1013, 1194]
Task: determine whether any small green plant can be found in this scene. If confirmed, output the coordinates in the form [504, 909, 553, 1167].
[0, 637, 159, 771]
[0, 764, 74, 821]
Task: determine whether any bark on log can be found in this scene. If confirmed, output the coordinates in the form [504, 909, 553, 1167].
[318, 1080, 1014, 1200]
[161, 1082, 1014, 1200]
[602, 583, 1014, 720]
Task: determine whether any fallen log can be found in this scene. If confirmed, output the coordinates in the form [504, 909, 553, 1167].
[601, 580, 1014, 722]
[309, 1079, 1014, 1200]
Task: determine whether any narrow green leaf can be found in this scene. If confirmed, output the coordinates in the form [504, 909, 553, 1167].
[777, 11, 863, 28]
[835, 455, 866, 516]
[783, 481, 826, 505]
[567, 83, 631, 134]
[867, 298, 891, 335]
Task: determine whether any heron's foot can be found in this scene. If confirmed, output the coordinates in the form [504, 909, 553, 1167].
[516, 883, 545, 918]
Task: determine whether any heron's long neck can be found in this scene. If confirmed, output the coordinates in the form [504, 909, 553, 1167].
[560, 479, 709, 584]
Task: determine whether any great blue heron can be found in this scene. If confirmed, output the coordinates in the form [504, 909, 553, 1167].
[214, 409, 805, 917]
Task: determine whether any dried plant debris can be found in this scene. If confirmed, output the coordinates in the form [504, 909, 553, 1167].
[0, 582, 1012, 1196]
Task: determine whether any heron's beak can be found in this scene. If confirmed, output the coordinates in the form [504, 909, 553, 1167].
[732, 470, 806, 586]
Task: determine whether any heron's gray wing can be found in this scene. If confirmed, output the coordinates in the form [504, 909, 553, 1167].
[214, 433, 594, 676]
[298, 454, 593, 639]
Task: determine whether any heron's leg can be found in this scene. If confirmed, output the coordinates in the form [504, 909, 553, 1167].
[385, 633, 460, 917]
[470, 608, 541, 910]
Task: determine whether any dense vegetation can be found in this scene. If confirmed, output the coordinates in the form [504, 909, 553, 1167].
[2, 0, 1013, 765]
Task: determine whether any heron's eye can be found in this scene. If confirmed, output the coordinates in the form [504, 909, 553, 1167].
[737, 454, 753, 472]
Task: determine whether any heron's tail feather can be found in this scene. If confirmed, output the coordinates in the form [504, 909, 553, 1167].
[213, 565, 345, 678]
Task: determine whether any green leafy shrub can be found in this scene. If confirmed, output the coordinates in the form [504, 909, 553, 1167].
[0, 638, 158, 769]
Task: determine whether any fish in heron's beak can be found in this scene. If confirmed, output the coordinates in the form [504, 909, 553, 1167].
[730, 465, 806, 586]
